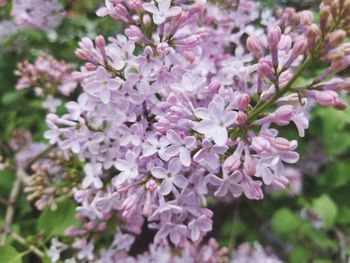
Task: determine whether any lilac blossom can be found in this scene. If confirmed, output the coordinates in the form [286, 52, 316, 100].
[151, 158, 188, 195]
[142, 0, 182, 25]
[11, 0, 63, 30]
[194, 95, 237, 146]
[38, 0, 350, 260]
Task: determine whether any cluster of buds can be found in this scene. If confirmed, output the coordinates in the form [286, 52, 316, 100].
[8, 129, 32, 151]
[15, 54, 77, 112]
[24, 150, 79, 211]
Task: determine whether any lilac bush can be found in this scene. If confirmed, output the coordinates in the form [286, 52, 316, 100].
[1, 0, 350, 262]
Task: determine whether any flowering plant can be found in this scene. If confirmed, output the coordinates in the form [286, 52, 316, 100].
[1, 0, 350, 262]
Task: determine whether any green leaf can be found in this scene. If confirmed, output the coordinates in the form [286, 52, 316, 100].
[337, 206, 350, 225]
[0, 245, 22, 263]
[289, 246, 310, 263]
[1, 90, 27, 106]
[314, 103, 350, 155]
[38, 200, 79, 236]
[312, 194, 338, 229]
[271, 207, 301, 236]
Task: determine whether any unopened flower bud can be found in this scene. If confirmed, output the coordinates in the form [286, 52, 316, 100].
[125, 25, 145, 42]
[340, 78, 350, 91]
[95, 35, 106, 50]
[306, 24, 321, 49]
[272, 137, 291, 150]
[298, 10, 313, 25]
[334, 99, 347, 110]
[114, 3, 128, 18]
[75, 49, 90, 60]
[279, 35, 292, 51]
[267, 26, 282, 47]
[238, 93, 250, 110]
[330, 0, 339, 19]
[244, 149, 256, 176]
[79, 37, 94, 49]
[330, 55, 350, 72]
[236, 111, 247, 126]
[327, 30, 346, 49]
[251, 137, 271, 153]
[223, 155, 241, 172]
[246, 36, 263, 58]
[292, 38, 308, 58]
[273, 105, 295, 125]
[307, 90, 340, 107]
[319, 4, 331, 31]
[257, 59, 274, 81]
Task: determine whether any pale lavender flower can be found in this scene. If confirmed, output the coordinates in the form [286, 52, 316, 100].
[151, 158, 188, 195]
[195, 95, 237, 146]
[142, 0, 182, 25]
[48, 238, 67, 263]
[82, 163, 103, 189]
[193, 139, 228, 170]
[164, 130, 196, 167]
[114, 150, 139, 184]
[86, 67, 122, 104]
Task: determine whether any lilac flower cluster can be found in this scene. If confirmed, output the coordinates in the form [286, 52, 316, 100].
[49, 235, 228, 263]
[11, 0, 64, 30]
[16, 55, 77, 112]
[41, 0, 350, 261]
[230, 242, 282, 263]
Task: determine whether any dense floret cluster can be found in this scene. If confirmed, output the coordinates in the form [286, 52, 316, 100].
[8, 0, 350, 262]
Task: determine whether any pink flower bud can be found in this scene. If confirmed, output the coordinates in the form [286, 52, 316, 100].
[306, 24, 321, 49]
[299, 10, 313, 25]
[330, 55, 350, 73]
[238, 93, 250, 110]
[236, 111, 247, 126]
[319, 4, 331, 31]
[207, 80, 221, 96]
[334, 99, 347, 110]
[79, 37, 94, 49]
[85, 221, 97, 231]
[223, 154, 241, 172]
[157, 42, 170, 55]
[272, 137, 291, 150]
[315, 90, 339, 106]
[327, 30, 346, 49]
[267, 26, 281, 47]
[246, 36, 263, 58]
[292, 38, 308, 58]
[257, 59, 274, 81]
[95, 35, 106, 50]
[279, 35, 292, 51]
[251, 136, 271, 153]
[114, 3, 128, 18]
[125, 25, 144, 42]
[244, 147, 256, 176]
[340, 78, 350, 91]
[85, 63, 97, 71]
[273, 105, 295, 125]
[75, 49, 90, 60]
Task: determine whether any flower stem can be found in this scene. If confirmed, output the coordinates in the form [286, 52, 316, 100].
[247, 55, 313, 125]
